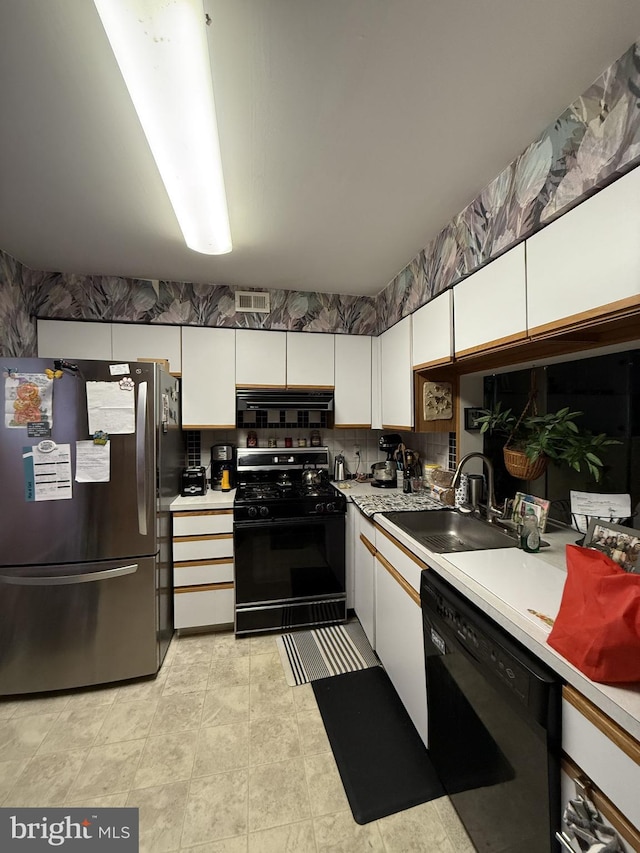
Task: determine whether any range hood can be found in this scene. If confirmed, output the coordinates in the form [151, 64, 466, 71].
[236, 389, 334, 411]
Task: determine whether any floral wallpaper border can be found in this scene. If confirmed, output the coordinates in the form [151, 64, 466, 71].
[2, 41, 640, 357]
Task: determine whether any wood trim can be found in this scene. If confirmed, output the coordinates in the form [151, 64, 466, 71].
[285, 384, 335, 390]
[334, 423, 372, 429]
[528, 293, 640, 339]
[563, 685, 640, 766]
[454, 330, 527, 359]
[174, 582, 234, 594]
[375, 550, 421, 606]
[173, 510, 233, 518]
[359, 533, 377, 557]
[173, 533, 233, 544]
[174, 558, 234, 568]
[561, 754, 640, 850]
[412, 355, 453, 371]
[235, 384, 287, 389]
[374, 523, 430, 571]
[382, 423, 413, 431]
[183, 424, 236, 430]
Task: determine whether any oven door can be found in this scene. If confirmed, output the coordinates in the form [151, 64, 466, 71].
[234, 515, 346, 634]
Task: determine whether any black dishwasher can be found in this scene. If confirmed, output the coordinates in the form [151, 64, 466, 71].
[421, 570, 561, 853]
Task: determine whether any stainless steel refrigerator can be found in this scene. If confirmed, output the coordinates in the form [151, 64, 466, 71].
[0, 357, 182, 695]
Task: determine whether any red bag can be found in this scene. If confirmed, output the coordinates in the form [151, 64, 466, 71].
[547, 544, 640, 683]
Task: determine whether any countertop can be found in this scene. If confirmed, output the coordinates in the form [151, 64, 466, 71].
[170, 489, 236, 511]
[335, 479, 640, 742]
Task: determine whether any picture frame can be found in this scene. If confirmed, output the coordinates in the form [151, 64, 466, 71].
[464, 407, 485, 431]
[583, 519, 640, 573]
[511, 491, 550, 533]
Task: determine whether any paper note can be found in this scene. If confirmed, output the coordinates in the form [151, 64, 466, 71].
[86, 381, 135, 434]
[75, 440, 110, 483]
[5, 373, 54, 429]
[23, 442, 72, 501]
[570, 491, 631, 520]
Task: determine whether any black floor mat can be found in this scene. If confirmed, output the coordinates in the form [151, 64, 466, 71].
[312, 666, 445, 824]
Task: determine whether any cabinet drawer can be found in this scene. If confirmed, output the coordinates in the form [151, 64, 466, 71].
[172, 534, 233, 561]
[173, 510, 233, 536]
[174, 584, 234, 629]
[562, 686, 640, 830]
[374, 524, 428, 594]
[174, 559, 234, 587]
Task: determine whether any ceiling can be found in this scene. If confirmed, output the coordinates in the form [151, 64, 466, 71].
[2, 1, 640, 297]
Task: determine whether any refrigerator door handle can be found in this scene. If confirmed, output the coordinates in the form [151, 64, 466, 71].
[0, 563, 138, 586]
[136, 380, 148, 536]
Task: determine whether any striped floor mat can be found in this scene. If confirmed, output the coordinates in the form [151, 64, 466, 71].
[276, 621, 380, 686]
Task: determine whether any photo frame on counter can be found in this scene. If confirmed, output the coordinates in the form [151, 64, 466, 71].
[511, 492, 550, 532]
[584, 519, 640, 573]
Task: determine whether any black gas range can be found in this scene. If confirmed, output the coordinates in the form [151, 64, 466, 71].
[233, 447, 347, 635]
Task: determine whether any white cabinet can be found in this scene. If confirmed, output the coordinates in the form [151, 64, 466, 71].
[235, 329, 286, 387]
[374, 533, 428, 748]
[412, 291, 453, 368]
[345, 503, 358, 610]
[172, 509, 235, 630]
[371, 334, 382, 430]
[380, 315, 413, 430]
[334, 335, 372, 428]
[354, 512, 376, 648]
[37, 319, 113, 360]
[286, 332, 334, 387]
[111, 323, 182, 374]
[527, 166, 640, 333]
[181, 326, 236, 428]
[562, 685, 640, 834]
[453, 242, 526, 356]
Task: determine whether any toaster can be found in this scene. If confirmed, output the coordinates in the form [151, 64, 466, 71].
[181, 466, 207, 496]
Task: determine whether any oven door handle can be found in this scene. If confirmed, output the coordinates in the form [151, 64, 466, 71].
[234, 515, 342, 530]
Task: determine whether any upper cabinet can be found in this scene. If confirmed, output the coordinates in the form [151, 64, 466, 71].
[111, 323, 181, 374]
[37, 319, 182, 373]
[286, 331, 335, 387]
[334, 335, 372, 428]
[453, 242, 527, 357]
[182, 327, 236, 429]
[380, 315, 413, 431]
[412, 290, 453, 369]
[235, 329, 286, 387]
[526, 167, 640, 334]
[37, 319, 113, 361]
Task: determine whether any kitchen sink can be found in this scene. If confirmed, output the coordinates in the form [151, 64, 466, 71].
[381, 509, 518, 553]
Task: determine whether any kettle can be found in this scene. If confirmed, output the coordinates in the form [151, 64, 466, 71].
[334, 454, 346, 481]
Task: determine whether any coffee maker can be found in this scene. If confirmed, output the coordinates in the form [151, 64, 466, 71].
[371, 433, 402, 488]
[211, 444, 235, 491]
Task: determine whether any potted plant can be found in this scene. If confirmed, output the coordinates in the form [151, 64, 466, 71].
[474, 403, 618, 482]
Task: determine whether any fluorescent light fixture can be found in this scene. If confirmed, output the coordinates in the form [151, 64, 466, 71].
[93, 0, 232, 254]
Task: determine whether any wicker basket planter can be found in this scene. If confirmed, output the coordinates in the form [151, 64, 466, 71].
[503, 447, 549, 481]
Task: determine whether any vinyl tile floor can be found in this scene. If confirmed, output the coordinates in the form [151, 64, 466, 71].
[0, 630, 476, 852]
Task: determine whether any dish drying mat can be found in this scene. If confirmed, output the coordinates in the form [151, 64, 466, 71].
[351, 492, 443, 517]
[277, 621, 379, 686]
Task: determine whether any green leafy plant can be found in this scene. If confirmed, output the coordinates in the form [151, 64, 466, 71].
[474, 404, 619, 482]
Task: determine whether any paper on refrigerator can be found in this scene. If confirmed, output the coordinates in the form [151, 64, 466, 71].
[86, 381, 135, 434]
[75, 440, 110, 482]
[4, 373, 53, 428]
[23, 441, 72, 501]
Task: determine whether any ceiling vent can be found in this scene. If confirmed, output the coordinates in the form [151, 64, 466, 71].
[235, 291, 271, 313]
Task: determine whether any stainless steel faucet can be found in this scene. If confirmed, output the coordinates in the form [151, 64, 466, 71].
[451, 452, 502, 521]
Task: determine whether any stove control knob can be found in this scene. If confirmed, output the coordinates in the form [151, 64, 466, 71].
[248, 506, 258, 519]
[315, 503, 325, 514]
[259, 505, 270, 518]
[326, 502, 336, 513]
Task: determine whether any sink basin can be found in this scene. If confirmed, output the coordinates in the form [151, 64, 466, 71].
[381, 509, 518, 553]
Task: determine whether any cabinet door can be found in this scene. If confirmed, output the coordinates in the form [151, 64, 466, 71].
[355, 528, 376, 647]
[181, 326, 236, 428]
[111, 323, 182, 374]
[454, 242, 526, 356]
[235, 329, 286, 387]
[412, 291, 453, 368]
[371, 335, 382, 431]
[527, 167, 640, 333]
[374, 552, 427, 747]
[380, 315, 413, 430]
[286, 332, 334, 387]
[334, 335, 372, 428]
[37, 319, 113, 360]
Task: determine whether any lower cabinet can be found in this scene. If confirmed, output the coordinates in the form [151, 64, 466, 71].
[172, 509, 235, 630]
[561, 685, 640, 851]
[374, 524, 429, 748]
[353, 511, 376, 648]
